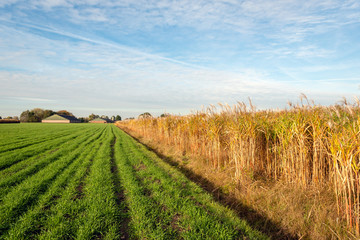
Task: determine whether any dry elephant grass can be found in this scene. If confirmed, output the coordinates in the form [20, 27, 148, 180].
[117, 96, 360, 238]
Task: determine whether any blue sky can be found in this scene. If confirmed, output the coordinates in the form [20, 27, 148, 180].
[0, 0, 360, 118]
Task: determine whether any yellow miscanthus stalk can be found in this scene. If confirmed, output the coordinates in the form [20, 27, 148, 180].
[116, 99, 360, 235]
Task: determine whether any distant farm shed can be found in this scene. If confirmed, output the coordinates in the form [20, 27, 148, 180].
[42, 114, 81, 123]
[90, 118, 113, 123]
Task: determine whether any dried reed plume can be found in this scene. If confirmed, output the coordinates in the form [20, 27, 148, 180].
[116, 96, 360, 235]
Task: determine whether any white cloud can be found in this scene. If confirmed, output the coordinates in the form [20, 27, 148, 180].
[3, 0, 359, 51]
[69, 7, 109, 22]
[0, 0, 20, 7]
[8, 97, 56, 102]
[255, 44, 334, 59]
[7, 0, 359, 34]
[0, 21, 299, 113]
[1, 0, 360, 117]
[29, 0, 71, 10]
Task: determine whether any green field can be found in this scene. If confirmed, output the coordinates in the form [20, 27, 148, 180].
[0, 123, 267, 239]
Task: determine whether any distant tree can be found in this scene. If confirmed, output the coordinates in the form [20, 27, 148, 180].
[111, 116, 115, 121]
[0, 116, 2, 119]
[115, 115, 122, 121]
[160, 113, 170, 118]
[78, 117, 89, 123]
[20, 110, 41, 122]
[88, 113, 99, 121]
[138, 112, 152, 119]
[19, 108, 56, 122]
[101, 115, 109, 119]
[20, 110, 30, 122]
[6, 116, 13, 119]
[43, 110, 55, 119]
[29, 112, 40, 122]
[32, 108, 45, 119]
[57, 110, 74, 117]
[29, 108, 55, 120]
[13, 116, 19, 120]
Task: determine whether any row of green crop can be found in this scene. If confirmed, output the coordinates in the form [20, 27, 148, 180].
[0, 124, 89, 149]
[0, 125, 84, 154]
[0, 124, 267, 239]
[0, 125, 105, 200]
[113, 127, 268, 239]
[4, 125, 109, 239]
[0, 124, 98, 171]
[0, 124, 50, 145]
[0, 125, 98, 176]
[0, 125, 108, 234]
[0, 125, 127, 239]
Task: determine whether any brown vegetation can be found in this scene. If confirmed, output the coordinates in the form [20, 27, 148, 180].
[116, 96, 360, 239]
[0, 119, 20, 123]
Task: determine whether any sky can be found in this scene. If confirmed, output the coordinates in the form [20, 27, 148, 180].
[0, 0, 360, 118]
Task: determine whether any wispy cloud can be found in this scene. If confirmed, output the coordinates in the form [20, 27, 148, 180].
[0, 0, 359, 117]
[255, 45, 334, 59]
[0, 0, 19, 8]
[7, 97, 56, 102]
[6, 1, 360, 36]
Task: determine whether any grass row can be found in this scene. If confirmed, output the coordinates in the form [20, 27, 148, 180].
[113, 126, 268, 239]
[0, 124, 88, 150]
[0, 125, 97, 171]
[4, 126, 108, 239]
[0, 125, 107, 235]
[0, 123, 268, 239]
[0, 127, 104, 202]
[0, 125, 80, 154]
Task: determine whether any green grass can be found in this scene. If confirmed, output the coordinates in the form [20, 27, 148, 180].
[0, 123, 268, 239]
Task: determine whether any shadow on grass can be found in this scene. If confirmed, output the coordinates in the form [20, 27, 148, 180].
[125, 132, 298, 240]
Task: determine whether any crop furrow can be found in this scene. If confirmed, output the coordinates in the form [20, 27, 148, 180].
[0, 127, 94, 178]
[2, 127, 108, 240]
[0, 152, 81, 233]
[0, 125, 88, 149]
[109, 127, 130, 240]
[0, 126, 104, 200]
[0, 127, 107, 233]
[113, 128, 178, 239]
[32, 128, 108, 240]
[0, 127, 96, 171]
[0, 127, 77, 154]
[75, 126, 123, 239]
[0, 124, 269, 239]
[114, 128, 268, 239]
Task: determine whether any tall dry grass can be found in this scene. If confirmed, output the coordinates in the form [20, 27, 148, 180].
[116, 97, 360, 235]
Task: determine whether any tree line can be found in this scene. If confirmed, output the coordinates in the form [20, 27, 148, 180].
[20, 109, 73, 122]
[19, 108, 122, 123]
[88, 114, 121, 122]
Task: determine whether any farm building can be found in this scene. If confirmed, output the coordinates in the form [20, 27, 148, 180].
[90, 118, 113, 123]
[42, 114, 81, 123]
